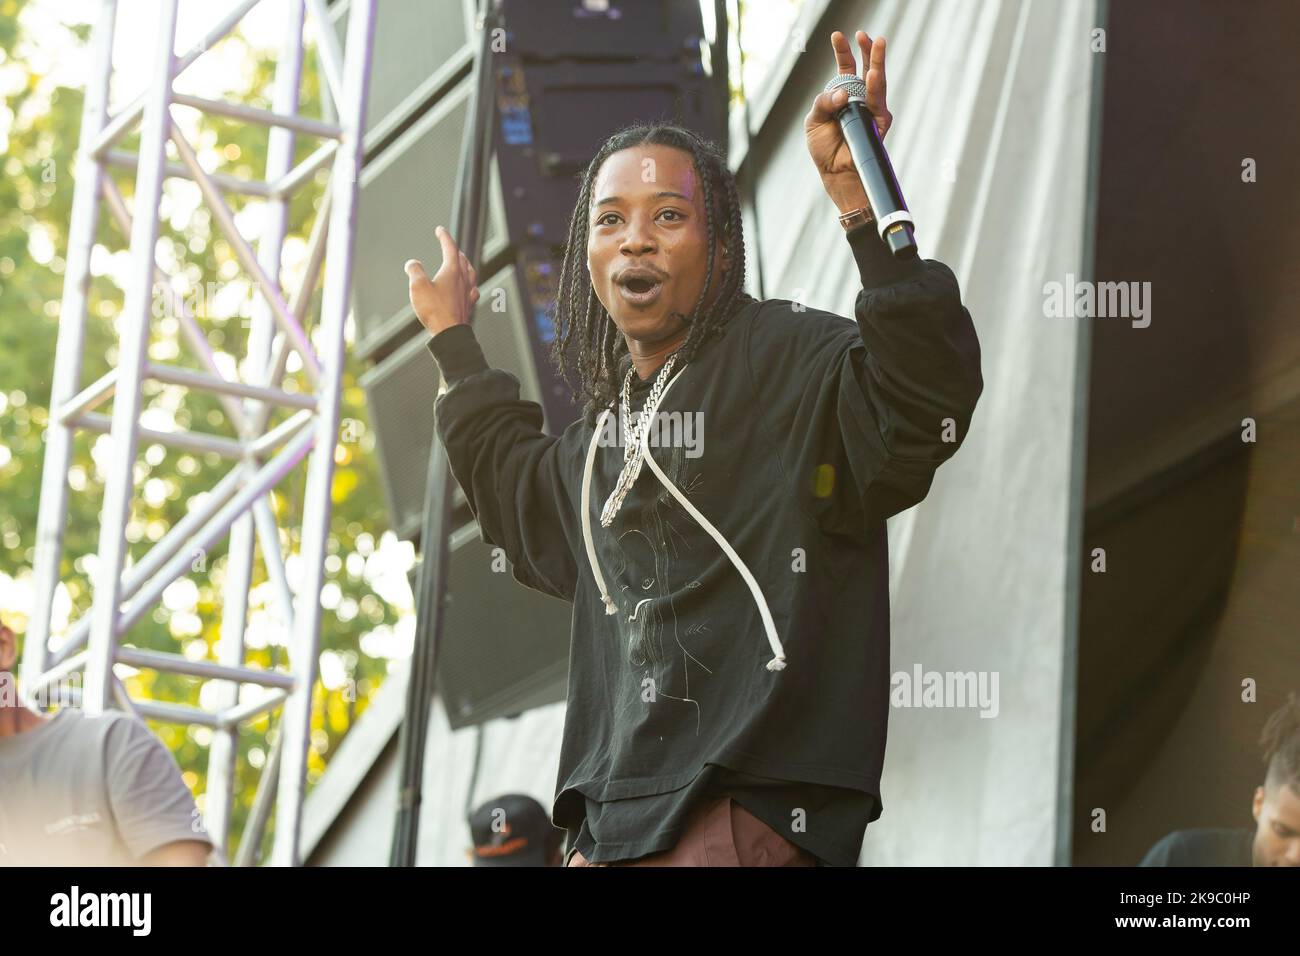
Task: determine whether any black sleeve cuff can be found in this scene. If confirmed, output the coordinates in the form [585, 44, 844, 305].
[425, 324, 490, 384]
[847, 220, 926, 291]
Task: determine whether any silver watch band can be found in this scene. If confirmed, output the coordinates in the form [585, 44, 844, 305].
[838, 206, 875, 231]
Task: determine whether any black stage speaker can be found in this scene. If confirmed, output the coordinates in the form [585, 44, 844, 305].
[497, 0, 706, 61]
[404, 528, 572, 731]
[352, 83, 510, 362]
[361, 263, 544, 541]
[436, 526, 573, 729]
[491, 58, 719, 246]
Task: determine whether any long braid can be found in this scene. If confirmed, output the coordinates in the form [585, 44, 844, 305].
[547, 123, 756, 428]
[551, 165, 598, 414]
[673, 137, 749, 367]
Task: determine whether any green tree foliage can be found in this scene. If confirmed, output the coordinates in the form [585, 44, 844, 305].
[0, 0, 408, 861]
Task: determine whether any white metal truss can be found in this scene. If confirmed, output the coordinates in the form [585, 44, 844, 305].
[21, 0, 375, 866]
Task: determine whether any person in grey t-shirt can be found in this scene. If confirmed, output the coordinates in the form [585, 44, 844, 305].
[0, 620, 217, 866]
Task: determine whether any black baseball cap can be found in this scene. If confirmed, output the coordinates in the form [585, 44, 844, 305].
[467, 794, 563, 866]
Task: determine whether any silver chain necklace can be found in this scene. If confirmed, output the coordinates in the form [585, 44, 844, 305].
[600, 354, 679, 527]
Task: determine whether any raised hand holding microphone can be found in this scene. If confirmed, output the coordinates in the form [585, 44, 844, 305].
[405, 225, 481, 337]
[805, 30, 917, 259]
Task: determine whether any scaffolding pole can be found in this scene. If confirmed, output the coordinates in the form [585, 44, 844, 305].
[23, 0, 376, 867]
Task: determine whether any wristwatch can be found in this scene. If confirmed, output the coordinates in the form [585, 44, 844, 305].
[839, 206, 875, 232]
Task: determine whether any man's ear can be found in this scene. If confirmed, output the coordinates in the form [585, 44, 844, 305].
[1252, 785, 1265, 822]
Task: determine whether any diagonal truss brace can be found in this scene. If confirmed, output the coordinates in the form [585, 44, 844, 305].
[22, 0, 375, 867]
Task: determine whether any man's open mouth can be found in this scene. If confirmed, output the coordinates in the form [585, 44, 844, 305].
[617, 272, 665, 306]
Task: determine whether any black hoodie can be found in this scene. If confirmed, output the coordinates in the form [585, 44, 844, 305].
[426, 223, 983, 865]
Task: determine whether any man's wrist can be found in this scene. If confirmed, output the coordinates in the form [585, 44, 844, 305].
[822, 175, 872, 217]
[838, 207, 875, 233]
[426, 323, 488, 385]
[847, 214, 925, 289]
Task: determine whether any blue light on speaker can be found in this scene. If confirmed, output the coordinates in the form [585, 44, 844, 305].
[535, 308, 556, 344]
[500, 105, 533, 146]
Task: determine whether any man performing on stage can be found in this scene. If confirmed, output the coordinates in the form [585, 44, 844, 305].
[404, 29, 983, 866]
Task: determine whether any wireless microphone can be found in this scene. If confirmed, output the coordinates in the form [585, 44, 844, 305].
[824, 73, 918, 259]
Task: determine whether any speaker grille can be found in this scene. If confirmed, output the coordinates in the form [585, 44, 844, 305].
[437, 529, 571, 729]
[332, 0, 474, 140]
[352, 84, 508, 361]
[360, 267, 543, 541]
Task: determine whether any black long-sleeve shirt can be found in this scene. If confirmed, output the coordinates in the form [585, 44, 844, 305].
[426, 222, 983, 865]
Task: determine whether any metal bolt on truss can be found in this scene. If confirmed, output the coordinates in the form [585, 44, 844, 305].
[21, 0, 375, 866]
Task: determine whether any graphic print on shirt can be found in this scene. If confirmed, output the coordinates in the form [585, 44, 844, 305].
[608, 441, 714, 737]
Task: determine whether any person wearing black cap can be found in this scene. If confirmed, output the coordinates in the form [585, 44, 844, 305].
[468, 794, 566, 866]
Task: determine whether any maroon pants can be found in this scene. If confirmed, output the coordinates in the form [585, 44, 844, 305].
[565, 795, 818, 867]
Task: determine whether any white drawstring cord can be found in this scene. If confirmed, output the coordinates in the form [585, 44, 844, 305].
[636, 377, 786, 672]
[582, 407, 618, 616]
[578, 373, 787, 671]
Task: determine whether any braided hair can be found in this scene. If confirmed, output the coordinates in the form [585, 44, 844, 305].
[548, 123, 756, 427]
